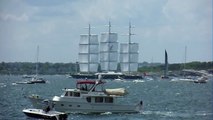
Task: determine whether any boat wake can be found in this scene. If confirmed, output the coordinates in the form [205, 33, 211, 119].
[141, 110, 212, 118]
[170, 78, 194, 82]
[133, 80, 145, 83]
[100, 112, 112, 115]
[0, 83, 6, 88]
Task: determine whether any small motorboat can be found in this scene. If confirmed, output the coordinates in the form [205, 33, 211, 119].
[23, 108, 67, 120]
[194, 76, 208, 83]
[30, 77, 46, 84]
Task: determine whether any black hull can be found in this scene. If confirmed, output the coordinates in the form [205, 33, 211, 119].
[71, 74, 97, 79]
[31, 80, 46, 84]
[71, 74, 143, 79]
[194, 80, 207, 83]
[161, 76, 170, 79]
[122, 75, 143, 79]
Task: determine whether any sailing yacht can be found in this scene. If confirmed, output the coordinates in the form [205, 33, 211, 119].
[161, 50, 169, 79]
[30, 46, 46, 84]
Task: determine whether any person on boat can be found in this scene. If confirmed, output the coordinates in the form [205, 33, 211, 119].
[137, 101, 143, 112]
[42, 100, 51, 113]
[44, 105, 50, 113]
[98, 74, 102, 80]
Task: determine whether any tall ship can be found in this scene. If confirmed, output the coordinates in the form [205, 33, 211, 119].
[71, 22, 143, 79]
[71, 24, 99, 79]
[97, 22, 124, 79]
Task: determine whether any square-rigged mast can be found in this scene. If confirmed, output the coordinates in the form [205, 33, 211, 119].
[78, 24, 99, 73]
[120, 22, 139, 73]
[100, 21, 118, 71]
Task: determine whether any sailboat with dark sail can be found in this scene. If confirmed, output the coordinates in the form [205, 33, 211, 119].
[161, 50, 169, 79]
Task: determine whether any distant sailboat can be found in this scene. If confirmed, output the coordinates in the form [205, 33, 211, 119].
[30, 46, 46, 84]
[161, 50, 169, 79]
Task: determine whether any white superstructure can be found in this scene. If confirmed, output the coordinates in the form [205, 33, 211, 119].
[78, 24, 99, 72]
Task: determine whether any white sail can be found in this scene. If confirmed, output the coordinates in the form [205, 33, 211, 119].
[120, 43, 139, 72]
[100, 42, 118, 52]
[100, 33, 118, 71]
[100, 62, 117, 71]
[100, 33, 118, 42]
[78, 34, 99, 72]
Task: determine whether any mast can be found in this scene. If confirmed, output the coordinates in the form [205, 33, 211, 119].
[108, 21, 111, 71]
[88, 24, 91, 73]
[36, 46, 39, 77]
[128, 22, 135, 74]
[120, 22, 138, 73]
[79, 24, 99, 73]
[100, 21, 118, 72]
[128, 22, 133, 74]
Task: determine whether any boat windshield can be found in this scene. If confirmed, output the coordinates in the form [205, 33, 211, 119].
[76, 80, 105, 91]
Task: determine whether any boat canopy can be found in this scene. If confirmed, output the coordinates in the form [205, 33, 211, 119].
[76, 80, 106, 91]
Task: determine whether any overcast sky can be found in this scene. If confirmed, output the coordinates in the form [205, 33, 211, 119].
[0, 0, 212, 63]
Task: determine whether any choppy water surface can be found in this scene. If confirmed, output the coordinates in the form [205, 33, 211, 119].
[0, 75, 212, 120]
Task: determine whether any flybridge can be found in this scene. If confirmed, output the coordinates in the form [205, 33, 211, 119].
[78, 22, 139, 73]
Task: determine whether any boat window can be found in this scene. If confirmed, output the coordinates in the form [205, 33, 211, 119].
[65, 92, 69, 96]
[70, 92, 73, 96]
[86, 97, 91, 103]
[73, 92, 80, 97]
[95, 97, 103, 103]
[105, 97, 113, 103]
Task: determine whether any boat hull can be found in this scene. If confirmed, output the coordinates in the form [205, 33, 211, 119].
[23, 109, 67, 120]
[53, 96, 142, 114]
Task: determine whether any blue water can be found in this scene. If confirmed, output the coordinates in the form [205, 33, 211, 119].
[0, 75, 212, 120]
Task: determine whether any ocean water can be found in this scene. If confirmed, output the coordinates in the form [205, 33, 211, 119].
[0, 75, 212, 120]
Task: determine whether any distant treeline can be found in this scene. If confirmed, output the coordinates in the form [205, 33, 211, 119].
[138, 61, 213, 73]
[0, 61, 212, 75]
[0, 62, 76, 75]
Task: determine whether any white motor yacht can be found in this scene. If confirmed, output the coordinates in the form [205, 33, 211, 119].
[52, 80, 143, 113]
